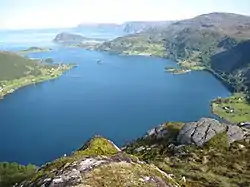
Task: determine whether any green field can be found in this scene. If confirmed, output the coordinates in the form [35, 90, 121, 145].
[212, 93, 250, 123]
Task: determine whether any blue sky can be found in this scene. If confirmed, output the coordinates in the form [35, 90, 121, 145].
[1, 0, 250, 29]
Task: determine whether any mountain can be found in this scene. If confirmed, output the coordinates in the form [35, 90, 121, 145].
[77, 23, 120, 30]
[4, 118, 249, 187]
[76, 21, 174, 34]
[122, 21, 174, 33]
[97, 13, 250, 98]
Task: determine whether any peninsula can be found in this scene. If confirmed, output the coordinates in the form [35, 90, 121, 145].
[18, 47, 52, 54]
[0, 51, 76, 99]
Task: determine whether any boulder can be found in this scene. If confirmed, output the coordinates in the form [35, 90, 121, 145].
[177, 118, 248, 146]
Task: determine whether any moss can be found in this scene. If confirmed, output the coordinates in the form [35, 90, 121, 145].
[163, 122, 184, 140]
[205, 132, 229, 150]
[76, 136, 119, 156]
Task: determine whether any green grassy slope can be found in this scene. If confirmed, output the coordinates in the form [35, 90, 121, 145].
[124, 122, 250, 187]
[0, 51, 74, 99]
[0, 162, 36, 187]
[0, 52, 43, 81]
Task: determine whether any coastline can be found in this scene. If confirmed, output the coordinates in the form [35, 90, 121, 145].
[0, 64, 76, 100]
[98, 49, 244, 123]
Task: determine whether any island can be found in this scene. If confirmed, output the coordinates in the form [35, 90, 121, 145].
[0, 51, 76, 99]
[53, 32, 86, 43]
[18, 47, 52, 54]
[53, 32, 107, 50]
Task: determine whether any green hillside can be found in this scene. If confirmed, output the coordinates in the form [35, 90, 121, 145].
[0, 52, 43, 81]
[98, 12, 250, 102]
[0, 51, 74, 99]
[0, 162, 36, 187]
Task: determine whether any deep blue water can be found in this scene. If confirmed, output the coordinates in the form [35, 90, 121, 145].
[0, 29, 231, 165]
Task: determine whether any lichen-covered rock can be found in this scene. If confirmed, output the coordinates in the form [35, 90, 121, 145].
[177, 118, 248, 146]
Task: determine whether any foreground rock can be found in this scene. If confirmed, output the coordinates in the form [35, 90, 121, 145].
[13, 118, 250, 187]
[124, 118, 250, 187]
[18, 136, 179, 187]
[177, 118, 249, 146]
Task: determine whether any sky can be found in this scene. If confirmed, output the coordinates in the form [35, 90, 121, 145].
[0, 0, 250, 29]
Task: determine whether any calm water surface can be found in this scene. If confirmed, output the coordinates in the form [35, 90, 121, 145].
[0, 31, 231, 165]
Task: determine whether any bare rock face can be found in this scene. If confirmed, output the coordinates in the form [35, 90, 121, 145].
[177, 118, 248, 146]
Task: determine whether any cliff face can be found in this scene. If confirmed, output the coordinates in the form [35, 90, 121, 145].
[17, 118, 250, 187]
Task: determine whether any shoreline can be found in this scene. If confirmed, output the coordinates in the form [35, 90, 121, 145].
[98, 49, 241, 123]
[0, 64, 76, 100]
[102, 49, 235, 90]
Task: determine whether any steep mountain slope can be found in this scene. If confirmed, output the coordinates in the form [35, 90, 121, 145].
[97, 13, 250, 97]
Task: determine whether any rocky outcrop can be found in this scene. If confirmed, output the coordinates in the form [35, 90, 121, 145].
[18, 137, 179, 187]
[177, 118, 249, 146]
[146, 124, 170, 139]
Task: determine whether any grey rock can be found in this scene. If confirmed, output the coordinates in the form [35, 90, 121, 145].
[226, 125, 245, 143]
[135, 146, 146, 152]
[177, 118, 248, 146]
[146, 124, 169, 139]
[177, 118, 227, 146]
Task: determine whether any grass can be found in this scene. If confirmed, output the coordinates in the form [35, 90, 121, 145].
[121, 43, 165, 57]
[0, 64, 74, 99]
[212, 93, 250, 123]
[205, 132, 230, 150]
[98, 34, 166, 57]
[83, 161, 179, 187]
[124, 122, 250, 187]
[178, 59, 207, 71]
[0, 162, 36, 187]
[30, 137, 120, 182]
